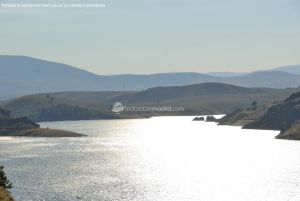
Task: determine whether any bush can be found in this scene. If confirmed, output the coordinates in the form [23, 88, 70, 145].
[0, 166, 13, 190]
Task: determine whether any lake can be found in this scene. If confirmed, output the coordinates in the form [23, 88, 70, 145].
[1, 116, 300, 201]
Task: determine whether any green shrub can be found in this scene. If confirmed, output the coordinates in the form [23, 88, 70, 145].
[0, 166, 13, 190]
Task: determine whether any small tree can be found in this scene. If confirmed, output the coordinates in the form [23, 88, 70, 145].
[251, 101, 258, 107]
[0, 166, 13, 190]
[49, 97, 54, 104]
[250, 101, 258, 110]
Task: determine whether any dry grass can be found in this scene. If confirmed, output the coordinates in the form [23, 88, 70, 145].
[0, 187, 14, 201]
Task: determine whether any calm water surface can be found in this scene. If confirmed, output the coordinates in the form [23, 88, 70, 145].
[1, 116, 300, 201]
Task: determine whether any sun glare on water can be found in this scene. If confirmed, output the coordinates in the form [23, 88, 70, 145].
[1, 116, 300, 201]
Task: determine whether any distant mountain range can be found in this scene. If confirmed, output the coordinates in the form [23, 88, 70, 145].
[2, 83, 298, 122]
[1, 55, 300, 100]
[273, 64, 300, 75]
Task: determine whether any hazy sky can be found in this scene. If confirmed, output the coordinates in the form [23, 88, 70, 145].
[0, 0, 299, 74]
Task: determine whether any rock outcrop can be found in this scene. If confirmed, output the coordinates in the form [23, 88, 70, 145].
[276, 121, 300, 140]
[206, 116, 220, 122]
[193, 117, 205, 121]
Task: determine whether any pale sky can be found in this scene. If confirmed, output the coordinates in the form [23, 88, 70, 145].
[0, 0, 300, 74]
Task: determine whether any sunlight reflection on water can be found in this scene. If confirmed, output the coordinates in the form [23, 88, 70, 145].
[1, 116, 300, 201]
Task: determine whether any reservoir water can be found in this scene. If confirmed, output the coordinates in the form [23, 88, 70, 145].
[1, 116, 300, 201]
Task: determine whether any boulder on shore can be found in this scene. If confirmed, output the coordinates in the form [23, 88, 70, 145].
[193, 117, 205, 121]
[206, 116, 219, 122]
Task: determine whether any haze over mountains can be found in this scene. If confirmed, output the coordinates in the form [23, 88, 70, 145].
[1, 55, 300, 100]
[273, 64, 300, 75]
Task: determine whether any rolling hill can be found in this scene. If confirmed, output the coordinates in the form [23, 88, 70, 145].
[2, 83, 298, 122]
[1, 55, 300, 100]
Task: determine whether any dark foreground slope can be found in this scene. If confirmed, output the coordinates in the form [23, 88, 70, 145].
[2, 83, 298, 121]
[219, 91, 300, 140]
[0, 107, 85, 137]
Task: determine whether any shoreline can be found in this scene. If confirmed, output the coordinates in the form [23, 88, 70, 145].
[0, 128, 86, 137]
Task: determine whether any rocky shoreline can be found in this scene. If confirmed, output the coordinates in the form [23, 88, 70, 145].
[218, 91, 300, 140]
[0, 128, 86, 137]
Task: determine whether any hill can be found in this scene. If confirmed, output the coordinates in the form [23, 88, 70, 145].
[0, 55, 103, 99]
[207, 72, 247, 77]
[225, 71, 300, 88]
[1, 91, 126, 121]
[0, 107, 85, 137]
[1, 55, 300, 100]
[2, 83, 298, 122]
[218, 91, 300, 140]
[109, 83, 272, 103]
